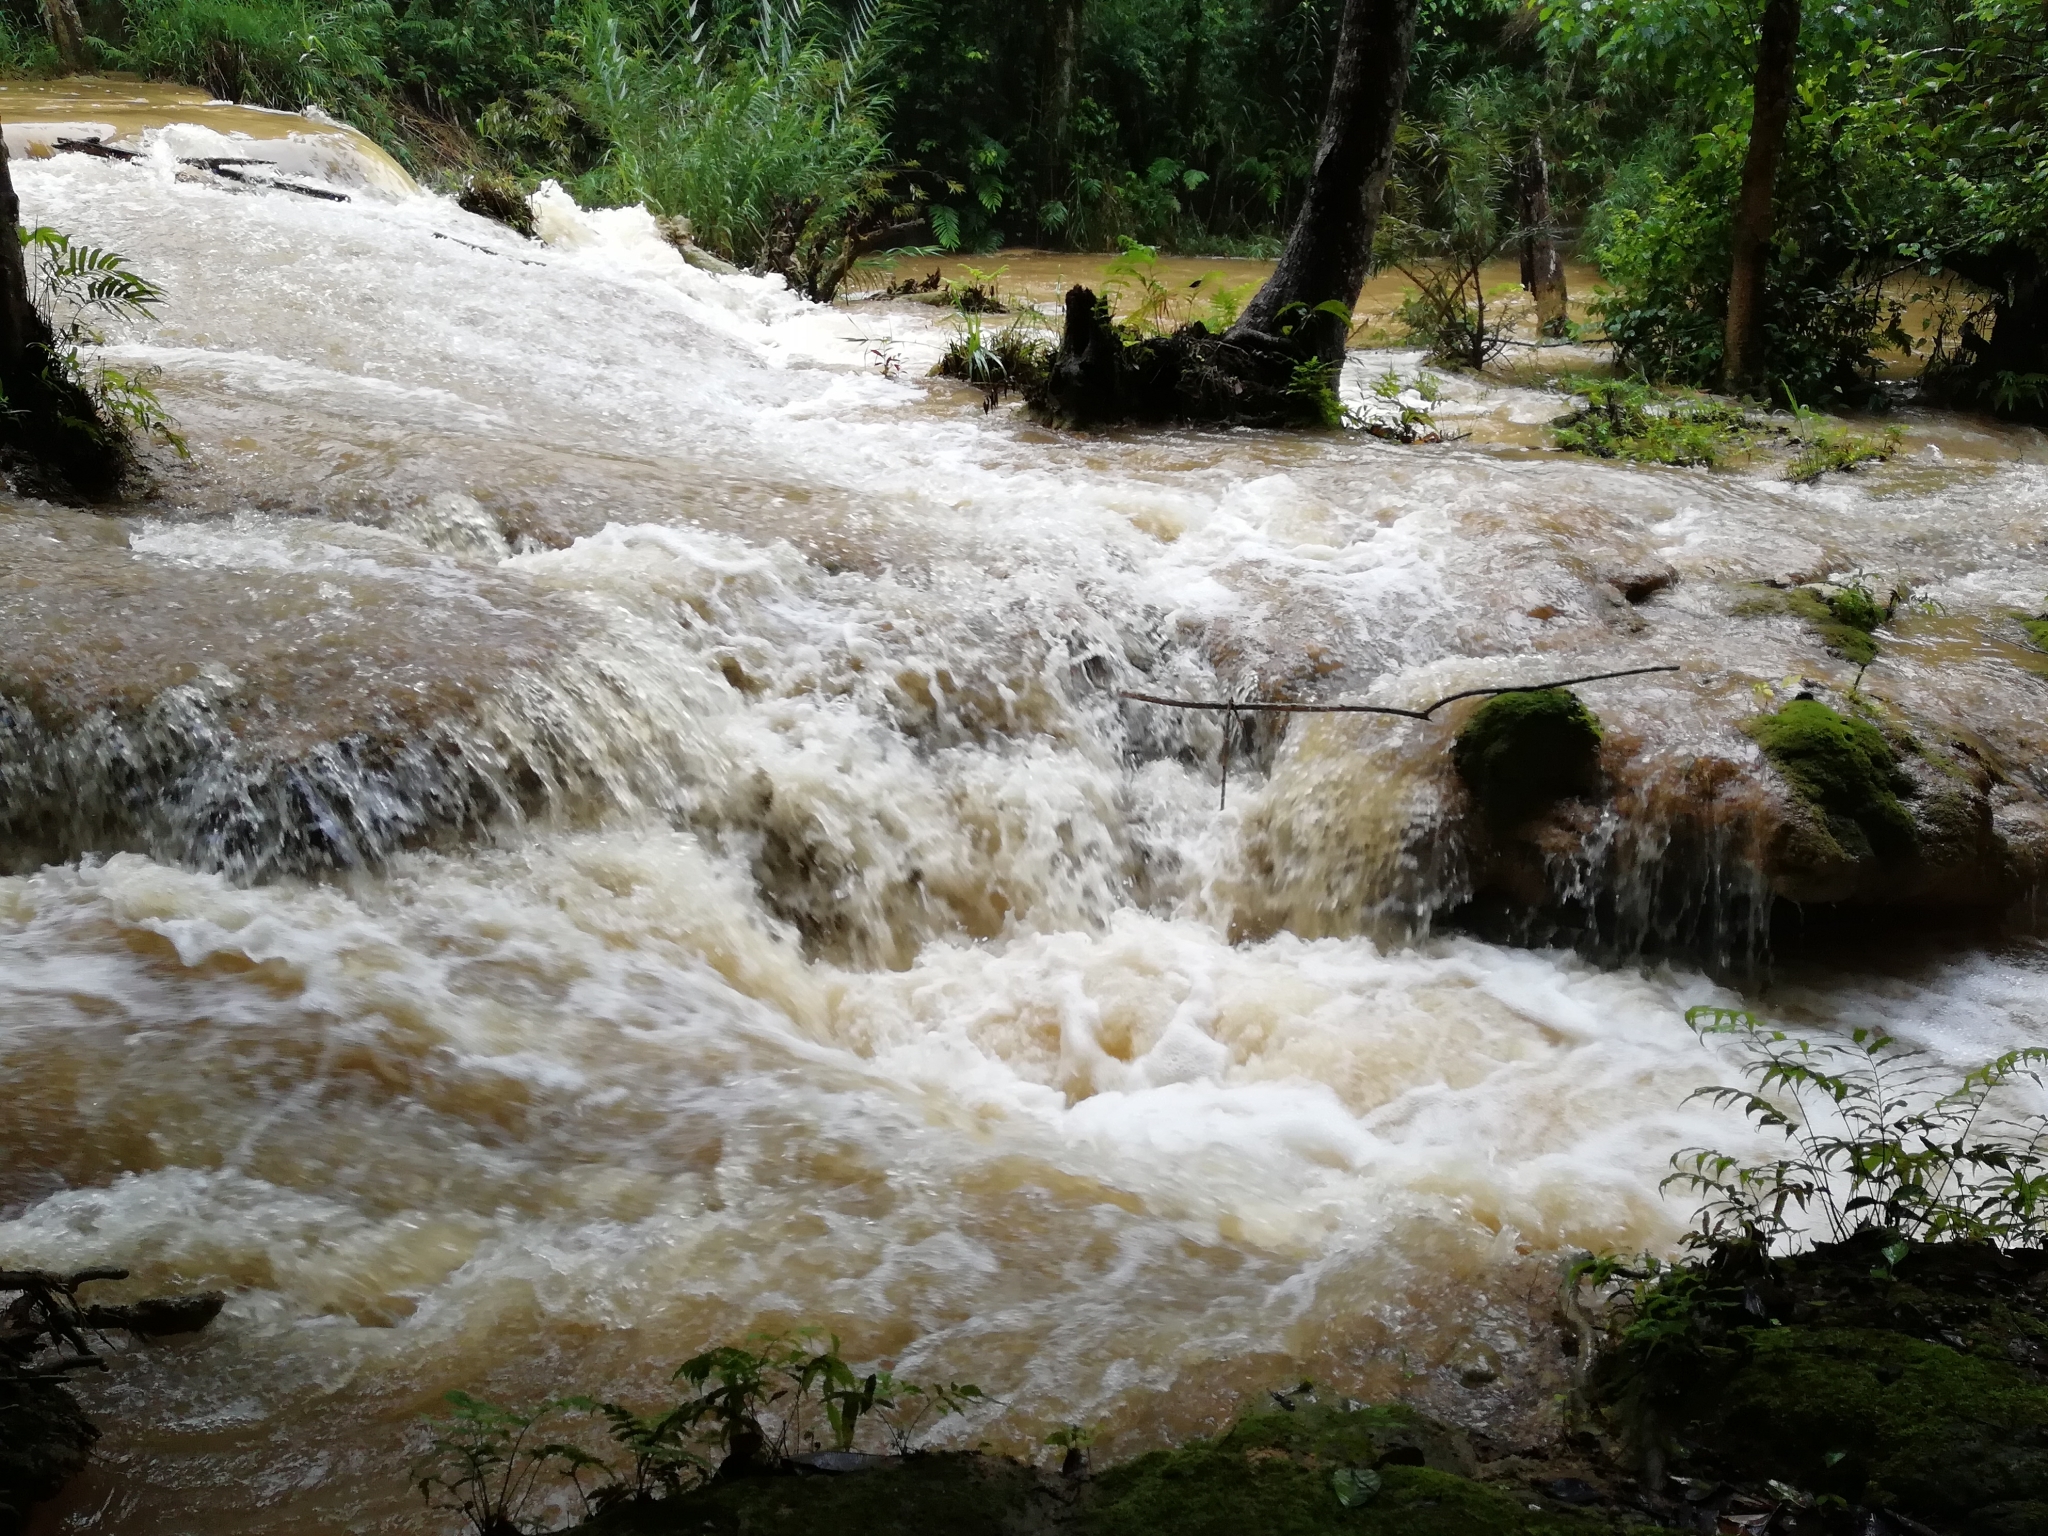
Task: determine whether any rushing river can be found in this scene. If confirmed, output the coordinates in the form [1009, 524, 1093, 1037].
[3, 83, 2047, 1536]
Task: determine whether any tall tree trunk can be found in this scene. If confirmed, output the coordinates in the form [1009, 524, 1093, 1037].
[1518, 130, 1568, 337]
[1227, 0, 1421, 366]
[1178, 0, 1205, 129]
[1723, 0, 1800, 391]
[40, 0, 91, 71]
[0, 140, 52, 387]
[1040, 0, 1084, 199]
[0, 138, 122, 496]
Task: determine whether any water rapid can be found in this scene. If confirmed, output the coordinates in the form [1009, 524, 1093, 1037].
[3, 93, 2047, 1534]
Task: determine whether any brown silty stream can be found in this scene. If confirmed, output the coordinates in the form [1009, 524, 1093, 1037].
[2, 81, 2047, 1536]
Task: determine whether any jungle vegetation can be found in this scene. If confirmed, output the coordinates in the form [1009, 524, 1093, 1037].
[1, 0, 2043, 416]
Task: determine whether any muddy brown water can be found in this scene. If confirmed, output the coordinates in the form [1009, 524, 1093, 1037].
[1, 84, 2046, 1536]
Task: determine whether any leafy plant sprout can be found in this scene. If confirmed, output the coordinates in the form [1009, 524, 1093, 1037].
[1665, 1006, 2048, 1255]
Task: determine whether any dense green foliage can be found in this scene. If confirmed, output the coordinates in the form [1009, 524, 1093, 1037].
[2, 0, 2041, 411]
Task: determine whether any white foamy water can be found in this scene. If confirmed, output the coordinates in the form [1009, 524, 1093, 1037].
[3, 111, 2048, 1535]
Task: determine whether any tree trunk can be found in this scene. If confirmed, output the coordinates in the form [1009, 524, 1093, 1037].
[1722, 0, 1800, 391]
[1040, 0, 1084, 197]
[0, 138, 123, 497]
[1939, 245, 2048, 423]
[1178, 0, 1205, 130]
[1227, 0, 1422, 366]
[40, 0, 91, 71]
[0, 141, 46, 376]
[1518, 130, 1568, 337]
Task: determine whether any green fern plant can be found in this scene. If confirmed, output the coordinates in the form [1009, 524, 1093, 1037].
[11, 227, 186, 457]
[1667, 1006, 2048, 1253]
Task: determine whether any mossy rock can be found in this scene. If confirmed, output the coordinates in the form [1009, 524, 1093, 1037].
[2019, 614, 2048, 655]
[574, 1452, 1065, 1535]
[456, 173, 536, 237]
[1452, 690, 1603, 825]
[1744, 699, 1916, 863]
[1087, 1457, 1606, 1536]
[0, 1374, 98, 1536]
[1086, 1406, 1611, 1536]
[569, 1405, 1643, 1536]
[1691, 1326, 2048, 1523]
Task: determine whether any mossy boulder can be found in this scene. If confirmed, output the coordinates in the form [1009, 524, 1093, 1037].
[569, 1404, 1647, 1536]
[1452, 690, 1604, 826]
[2019, 614, 2048, 654]
[574, 1451, 1066, 1535]
[456, 173, 536, 237]
[1744, 699, 1916, 864]
[1703, 1326, 2048, 1521]
[1591, 1236, 2048, 1531]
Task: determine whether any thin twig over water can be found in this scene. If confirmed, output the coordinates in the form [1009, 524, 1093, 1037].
[1120, 663, 1681, 722]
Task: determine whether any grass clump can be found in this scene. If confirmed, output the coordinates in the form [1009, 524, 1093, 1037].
[931, 313, 1052, 412]
[1781, 392, 1902, 484]
[1785, 421, 1903, 484]
[1452, 689, 1603, 826]
[1550, 379, 1754, 467]
[1742, 698, 1914, 862]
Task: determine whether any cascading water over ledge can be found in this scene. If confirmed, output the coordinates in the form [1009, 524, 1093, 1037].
[3, 86, 2047, 1536]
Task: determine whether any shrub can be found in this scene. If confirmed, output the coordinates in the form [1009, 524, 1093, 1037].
[413, 1330, 986, 1528]
[1668, 1007, 2048, 1253]
[562, 0, 898, 292]
[1587, 123, 1903, 406]
[1550, 378, 1753, 467]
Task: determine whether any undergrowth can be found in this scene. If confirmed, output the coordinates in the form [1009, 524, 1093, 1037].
[1565, 1008, 2048, 1525]
[413, 1330, 985, 1534]
[1550, 379, 1753, 467]
[1550, 379, 1904, 482]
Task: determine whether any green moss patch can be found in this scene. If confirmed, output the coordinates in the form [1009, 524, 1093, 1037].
[571, 1404, 1652, 1536]
[1708, 1326, 2048, 1521]
[1089, 1454, 1604, 1536]
[2019, 614, 2048, 654]
[577, 1452, 1060, 1535]
[1452, 689, 1604, 825]
[1743, 699, 1915, 862]
[1550, 381, 1754, 467]
[1781, 588, 1881, 666]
